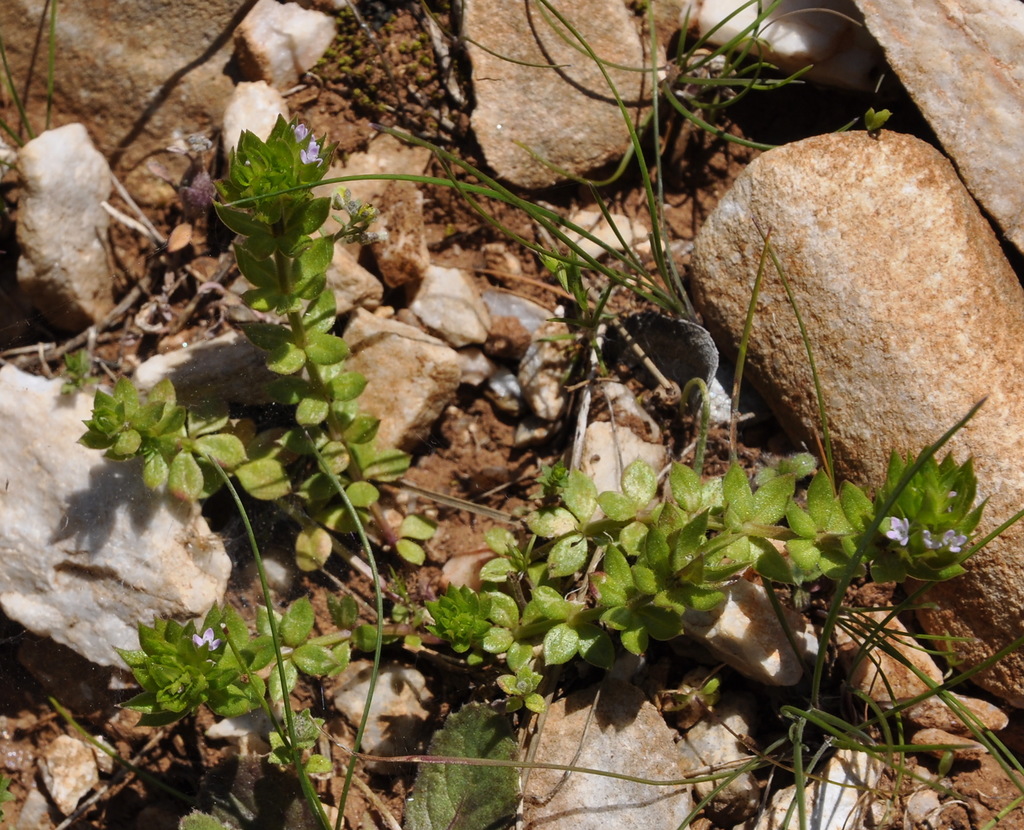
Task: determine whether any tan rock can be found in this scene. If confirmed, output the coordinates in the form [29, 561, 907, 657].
[464, 0, 647, 188]
[39, 735, 98, 816]
[690, 131, 1024, 705]
[853, 0, 1024, 256]
[369, 180, 430, 288]
[343, 309, 460, 451]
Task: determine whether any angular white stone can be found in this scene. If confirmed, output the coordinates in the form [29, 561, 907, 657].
[409, 265, 491, 348]
[518, 319, 572, 421]
[0, 365, 231, 668]
[16, 124, 113, 330]
[523, 680, 692, 829]
[39, 735, 99, 816]
[222, 81, 289, 156]
[682, 0, 885, 90]
[235, 0, 336, 89]
[682, 578, 818, 685]
[853, 0, 1024, 256]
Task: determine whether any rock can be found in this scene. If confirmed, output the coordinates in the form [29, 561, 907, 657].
[519, 318, 573, 421]
[3, 0, 240, 203]
[566, 208, 649, 260]
[523, 680, 692, 829]
[234, 0, 337, 89]
[39, 735, 98, 816]
[580, 382, 666, 495]
[481, 289, 551, 360]
[0, 365, 231, 668]
[15, 124, 113, 331]
[326, 133, 433, 209]
[133, 331, 276, 405]
[753, 748, 884, 830]
[369, 180, 431, 288]
[911, 727, 989, 762]
[221, 81, 289, 156]
[14, 785, 54, 830]
[852, 0, 1024, 256]
[464, 0, 647, 188]
[409, 265, 491, 348]
[682, 0, 885, 90]
[682, 578, 817, 685]
[327, 243, 383, 314]
[332, 662, 433, 768]
[342, 309, 461, 451]
[456, 347, 497, 387]
[836, 611, 1008, 733]
[690, 131, 1024, 706]
[677, 692, 760, 824]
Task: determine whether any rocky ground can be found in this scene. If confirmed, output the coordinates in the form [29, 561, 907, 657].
[3, 1, 1024, 829]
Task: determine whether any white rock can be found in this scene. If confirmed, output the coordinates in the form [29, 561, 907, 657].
[133, 331, 275, 405]
[690, 131, 1024, 706]
[234, 0, 336, 89]
[465, 0, 647, 189]
[343, 309, 461, 451]
[853, 0, 1024, 256]
[0, 365, 231, 668]
[682, 578, 817, 685]
[39, 735, 98, 816]
[456, 347, 498, 387]
[565, 209, 649, 260]
[222, 81, 289, 157]
[518, 319, 573, 421]
[16, 124, 113, 331]
[206, 709, 273, 755]
[754, 748, 883, 830]
[409, 265, 491, 348]
[523, 680, 692, 829]
[682, 0, 885, 90]
[677, 693, 760, 824]
[580, 382, 666, 495]
[332, 662, 432, 769]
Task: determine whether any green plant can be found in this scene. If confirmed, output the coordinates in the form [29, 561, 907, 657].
[0, 0, 58, 149]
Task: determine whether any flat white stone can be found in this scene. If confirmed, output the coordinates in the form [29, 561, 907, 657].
[234, 0, 336, 89]
[0, 365, 231, 668]
[409, 265, 491, 348]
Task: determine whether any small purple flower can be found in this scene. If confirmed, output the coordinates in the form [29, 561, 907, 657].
[292, 123, 310, 143]
[192, 627, 222, 650]
[921, 529, 942, 550]
[300, 136, 322, 166]
[941, 529, 968, 553]
[884, 516, 910, 546]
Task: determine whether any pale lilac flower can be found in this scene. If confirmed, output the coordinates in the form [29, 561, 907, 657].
[941, 529, 968, 553]
[921, 529, 942, 550]
[292, 123, 310, 143]
[884, 516, 910, 546]
[300, 136, 322, 166]
[193, 627, 222, 650]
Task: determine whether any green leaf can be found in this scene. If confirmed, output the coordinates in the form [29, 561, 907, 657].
[543, 623, 579, 665]
[722, 464, 754, 519]
[621, 459, 657, 509]
[214, 203, 270, 237]
[669, 462, 702, 511]
[112, 429, 142, 457]
[280, 597, 315, 648]
[343, 414, 379, 445]
[168, 451, 203, 500]
[479, 557, 515, 583]
[482, 626, 514, 654]
[576, 623, 614, 669]
[563, 470, 598, 524]
[756, 542, 795, 583]
[751, 473, 795, 524]
[547, 532, 588, 578]
[302, 290, 337, 335]
[806, 470, 835, 527]
[305, 331, 349, 365]
[179, 812, 235, 830]
[295, 525, 332, 571]
[785, 502, 817, 539]
[268, 660, 299, 702]
[405, 704, 519, 830]
[292, 643, 341, 676]
[527, 506, 576, 538]
[266, 376, 311, 405]
[242, 322, 291, 351]
[328, 371, 367, 402]
[400, 513, 437, 541]
[267, 341, 307, 375]
[396, 539, 426, 564]
[305, 753, 333, 775]
[787, 538, 823, 574]
[296, 394, 330, 425]
[142, 452, 169, 488]
[195, 434, 246, 469]
[292, 197, 332, 235]
[328, 595, 358, 630]
[235, 457, 292, 500]
[485, 592, 519, 628]
[234, 239, 278, 289]
[346, 480, 380, 507]
[598, 490, 635, 522]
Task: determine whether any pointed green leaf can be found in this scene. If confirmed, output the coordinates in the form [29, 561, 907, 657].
[305, 331, 348, 365]
[168, 451, 203, 500]
[751, 473, 795, 524]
